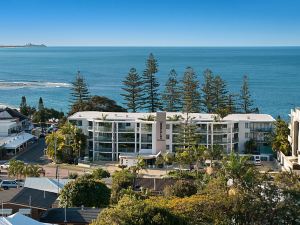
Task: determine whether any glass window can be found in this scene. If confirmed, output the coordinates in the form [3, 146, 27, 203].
[245, 123, 249, 128]
[245, 133, 249, 138]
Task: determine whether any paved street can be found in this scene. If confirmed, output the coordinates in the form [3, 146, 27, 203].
[15, 138, 50, 164]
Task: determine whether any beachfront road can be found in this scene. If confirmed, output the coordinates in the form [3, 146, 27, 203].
[15, 138, 49, 164]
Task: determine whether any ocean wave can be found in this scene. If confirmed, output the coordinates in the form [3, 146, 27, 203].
[0, 81, 71, 89]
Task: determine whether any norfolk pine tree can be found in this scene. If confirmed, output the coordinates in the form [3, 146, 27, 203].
[201, 69, 214, 113]
[70, 71, 90, 111]
[239, 75, 254, 113]
[162, 69, 181, 112]
[182, 67, 201, 113]
[121, 68, 144, 112]
[212, 75, 228, 112]
[142, 53, 162, 112]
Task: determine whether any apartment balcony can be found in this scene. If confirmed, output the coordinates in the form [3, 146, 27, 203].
[250, 128, 272, 132]
[118, 127, 135, 132]
[88, 126, 93, 131]
[196, 128, 208, 133]
[94, 136, 113, 142]
[94, 127, 113, 132]
[118, 148, 135, 153]
[232, 137, 239, 143]
[118, 137, 136, 142]
[233, 128, 239, 133]
[94, 147, 112, 152]
[213, 128, 229, 133]
[141, 127, 152, 133]
[213, 139, 230, 144]
[141, 137, 152, 143]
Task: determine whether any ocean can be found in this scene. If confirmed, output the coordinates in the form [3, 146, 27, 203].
[0, 46, 299, 118]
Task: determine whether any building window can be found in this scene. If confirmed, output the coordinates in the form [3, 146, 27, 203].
[166, 124, 170, 129]
[245, 133, 249, 138]
[126, 123, 131, 126]
[245, 123, 249, 129]
[166, 134, 170, 139]
[166, 145, 170, 150]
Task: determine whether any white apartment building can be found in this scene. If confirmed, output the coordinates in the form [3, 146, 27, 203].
[68, 111, 275, 164]
[279, 108, 300, 171]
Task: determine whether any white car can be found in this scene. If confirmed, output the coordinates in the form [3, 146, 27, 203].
[0, 162, 9, 169]
[254, 159, 262, 166]
[0, 180, 18, 190]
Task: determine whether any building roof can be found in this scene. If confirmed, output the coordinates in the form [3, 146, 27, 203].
[134, 178, 176, 192]
[68, 111, 275, 123]
[9, 187, 58, 210]
[24, 177, 72, 194]
[0, 107, 27, 121]
[0, 132, 35, 149]
[40, 208, 101, 224]
[0, 212, 50, 225]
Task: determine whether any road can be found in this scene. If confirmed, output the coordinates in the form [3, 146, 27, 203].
[15, 138, 50, 164]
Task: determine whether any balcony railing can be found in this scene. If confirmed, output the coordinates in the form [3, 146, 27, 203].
[95, 127, 112, 132]
[213, 128, 229, 133]
[88, 126, 93, 130]
[94, 136, 112, 142]
[94, 147, 113, 152]
[118, 137, 135, 142]
[250, 128, 272, 132]
[141, 137, 152, 143]
[118, 148, 135, 153]
[118, 127, 135, 132]
[141, 126, 152, 133]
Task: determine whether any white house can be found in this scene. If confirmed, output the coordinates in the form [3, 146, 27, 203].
[68, 111, 275, 166]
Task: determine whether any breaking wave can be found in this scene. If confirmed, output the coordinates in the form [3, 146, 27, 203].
[0, 81, 71, 89]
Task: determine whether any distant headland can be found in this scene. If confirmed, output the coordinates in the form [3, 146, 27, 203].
[0, 43, 46, 48]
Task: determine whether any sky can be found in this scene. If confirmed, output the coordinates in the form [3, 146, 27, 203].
[0, 0, 300, 46]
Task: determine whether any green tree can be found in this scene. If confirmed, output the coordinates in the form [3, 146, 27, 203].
[162, 69, 181, 112]
[182, 67, 201, 113]
[92, 168, 110, 179]
[111, 169, 136, 203]
[7, 160, 25, 179]
[69, 95, 126, 115]
[38, 97, 45, 111]
[201, 69, 214, 113]
[91, 196, 187, 225]
[239, 75, 254, 113]
[59, 176, 110, 207]
[226, 93, 238, 114]
[70, 71, 90, 112]
[121, 68, 144, 112]
[211, 75, 228, 112]
[271, 117, 291, 155]
[142, 53, 162, 112]
[163, 180, 197, 198]
[244, 139, 257, 154]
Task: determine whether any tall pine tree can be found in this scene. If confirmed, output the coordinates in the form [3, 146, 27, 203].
[142, 53, 162, 112]
[121, 68, 144, 112]
[182, 67, 201, 113]
[211, 75, 228, 112]
[162, 69, 181, 112]
[70, 71, 90, 111]
[201, 69, 214, 113]
[38, 97, 45, 111]
[239, 75, 254, 113]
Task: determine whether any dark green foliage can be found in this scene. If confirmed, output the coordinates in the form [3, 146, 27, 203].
[211, 75, 228, 112]
[19, 96, 36, 117]
[164, 180, 197, 198]
[182, 67, 201, 113]
[142, 53, 162, 112]
[162, 69, 181, 112]
[69, 95, 126, 115]
[59, 176, 110, 207]
[32, 108, 64, 123]
[91, 196, 187, 225]
[201, 69, 214, 113]
[92, 168, 110, 179]
[226, 93, 238, 113]
[244, 139, 257, 154]
[121, 68, 144, 112]
[70, 71, 90, 111]
[38, 97, 45, 111]
[271, 117, 291, 155]
[68, 172, 78, 179]
[239, 75, 254, 113]
[111, 169, 136, 203]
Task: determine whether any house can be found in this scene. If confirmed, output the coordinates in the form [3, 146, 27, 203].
[40, 207, 101, 225]
[0, 178, 73, 220]
[68, 111, 275, 165]
[0, 212, 51, 225]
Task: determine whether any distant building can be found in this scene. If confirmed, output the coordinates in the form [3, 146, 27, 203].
[68, 111, 275, 165]
[278, 108, 300, 171]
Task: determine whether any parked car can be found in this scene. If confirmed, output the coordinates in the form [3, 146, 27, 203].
[254, 159, 262, 166]
[0, 162, 9, 169]
[0, 180, 18, 190]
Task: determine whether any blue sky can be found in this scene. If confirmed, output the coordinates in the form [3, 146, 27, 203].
[0, 0, 300, 46]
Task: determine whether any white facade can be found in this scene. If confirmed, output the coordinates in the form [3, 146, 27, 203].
[68, 111, 275, 162]
[287, 108, 300, 165]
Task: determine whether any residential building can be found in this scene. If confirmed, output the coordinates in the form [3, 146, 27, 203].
[68, 111, 275, 165]
[278, 108, 300, 171]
